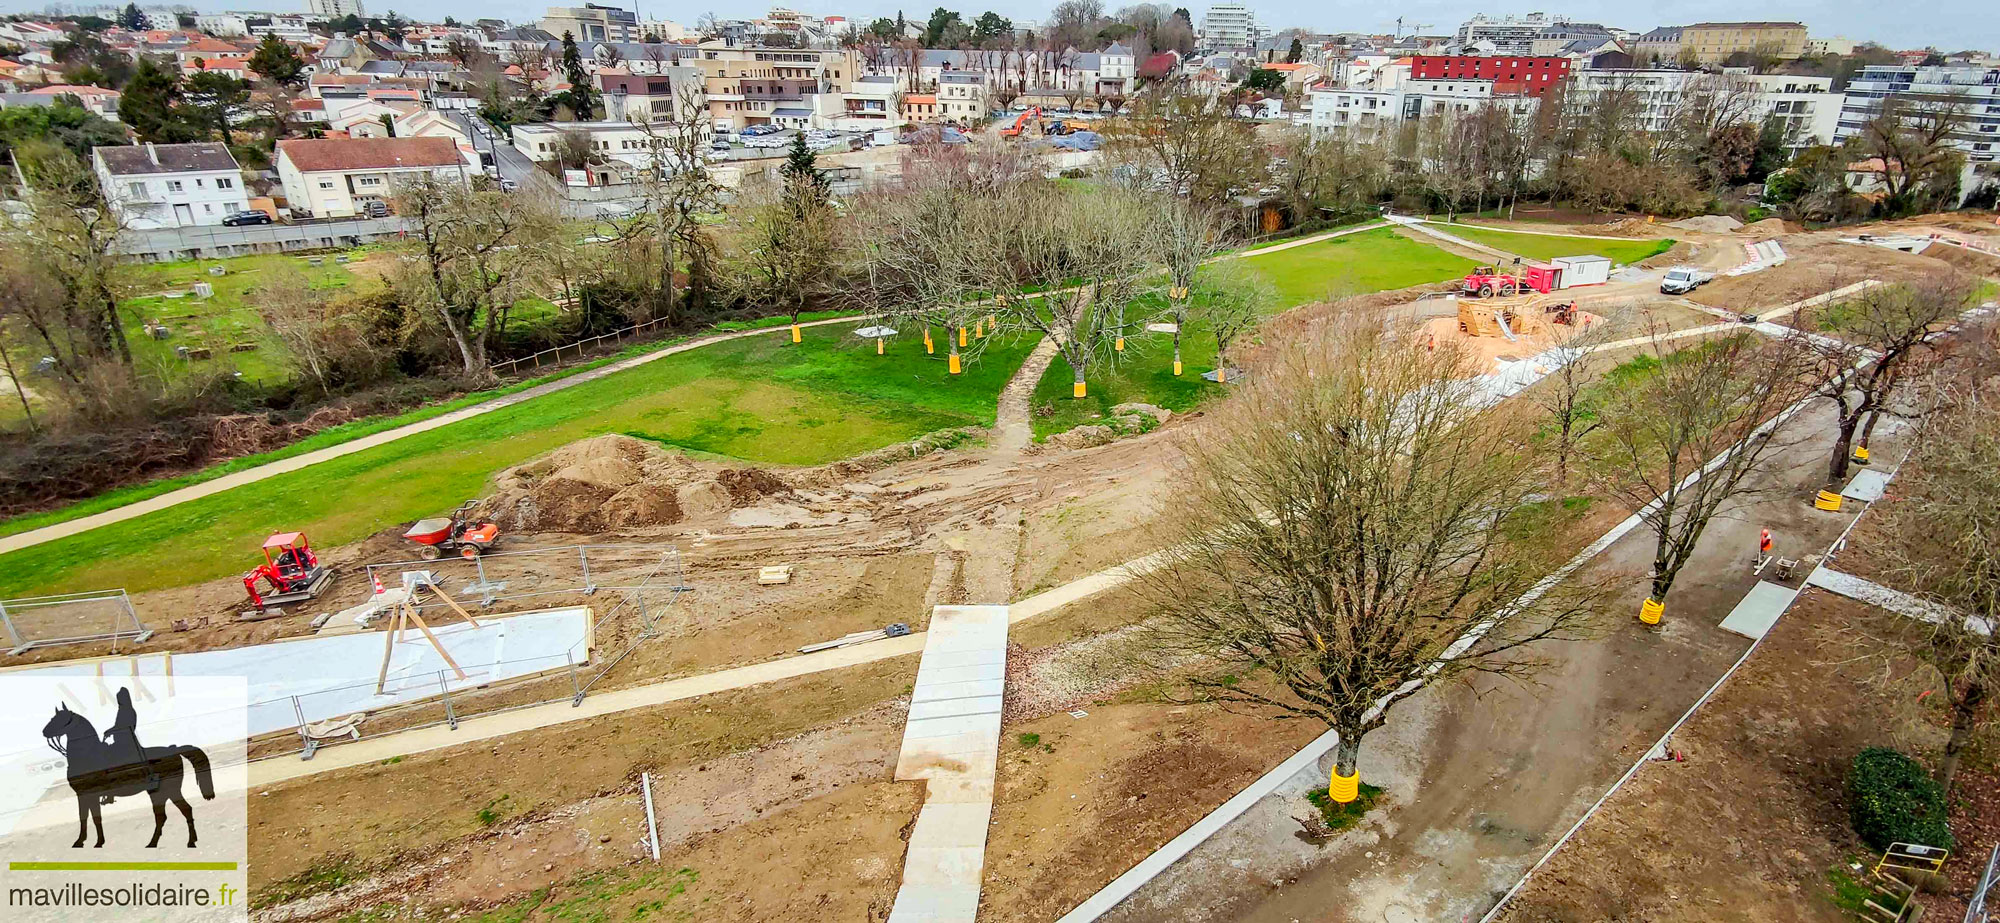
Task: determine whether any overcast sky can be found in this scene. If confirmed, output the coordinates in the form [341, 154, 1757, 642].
[7, 0, 1994, 53]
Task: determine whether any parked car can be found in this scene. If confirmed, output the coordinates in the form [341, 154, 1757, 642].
[1659, 266, 1714, 295]
[362, 199, 391, 218]
[221, 209, 272, 227]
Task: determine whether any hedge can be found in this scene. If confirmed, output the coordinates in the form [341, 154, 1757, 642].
[1847, 747, 1954, 852]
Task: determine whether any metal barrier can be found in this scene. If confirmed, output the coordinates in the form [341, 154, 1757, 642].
[1, 589, 152, 656]
[1970, 843, 2000, 923]
[490, 317, 674, 376]
[271, 544, 689, 761]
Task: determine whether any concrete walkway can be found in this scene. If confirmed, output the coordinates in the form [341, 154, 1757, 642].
[0, 314, 864, 557]
[245, 555, 1152, 788]
[887, 605, 1010, 923]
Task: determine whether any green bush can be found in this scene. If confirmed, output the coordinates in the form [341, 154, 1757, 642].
[1847, 747, 1953, 852]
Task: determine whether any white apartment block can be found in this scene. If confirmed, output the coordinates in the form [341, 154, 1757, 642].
[1200, 4, 1258, 51]
[275, 137, 469, 219]
[1571, 69, 1842, 152]
[1836, 65, 2000, 164]
[93, 142, 248, 229]
[306, 0, 366, 18]
[1455, 13, 1557, 55]
[193, 13, 249, 36]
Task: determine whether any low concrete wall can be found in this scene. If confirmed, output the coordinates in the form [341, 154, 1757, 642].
[114, 216, 415, 261]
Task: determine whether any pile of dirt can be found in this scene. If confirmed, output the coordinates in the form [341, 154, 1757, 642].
[1741, 216, 1799, 236]
[1594, 217, 1659, 238]
[1044, 403, 1171, 451]
[485, 434, 790, 533]
[1666, 214, 1743, 233]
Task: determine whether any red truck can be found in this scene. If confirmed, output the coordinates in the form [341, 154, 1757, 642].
[1461, 264, 1561, 297]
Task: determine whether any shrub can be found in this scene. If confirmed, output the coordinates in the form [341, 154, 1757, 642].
[1847, 747, 1953, 852]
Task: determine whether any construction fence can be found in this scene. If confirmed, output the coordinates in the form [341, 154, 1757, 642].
[260, 544, 690, 761]
[1, 590, 152, 656]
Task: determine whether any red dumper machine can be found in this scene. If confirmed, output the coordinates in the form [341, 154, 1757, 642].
[403, 501, 500, 561]
[243, 532, 333, 611]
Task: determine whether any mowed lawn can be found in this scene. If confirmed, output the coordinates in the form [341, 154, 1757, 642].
[118, 252, 376, 387]
[1033, 227, 1481, 437]
[0, 324, 1040, 597]
[1441, 225, 1676, 265]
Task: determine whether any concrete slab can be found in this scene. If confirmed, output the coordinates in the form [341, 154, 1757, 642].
[888, 605, 1009, 923]
[1718, 581, 1800, 640]
[1843, 468, 1892, 503]
[1807, 569, 1993, 634]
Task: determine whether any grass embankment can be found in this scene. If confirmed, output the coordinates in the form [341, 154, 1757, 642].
[1032, 227, 1481, 437]
[1432, 225, 1676, 265]
[0, 306, 868, 542]
[0, 323, 1038, 597]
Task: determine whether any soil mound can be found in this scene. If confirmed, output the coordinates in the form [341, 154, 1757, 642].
[1595, 217, 1657, 238]
[1666, 215, 1743, 233]
[486, 434, 790, 533]
[1742, 217, 1797, 236]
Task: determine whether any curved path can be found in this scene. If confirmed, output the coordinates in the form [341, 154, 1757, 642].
[0, 315, 862, 557]
[0, 222, 1399, 560]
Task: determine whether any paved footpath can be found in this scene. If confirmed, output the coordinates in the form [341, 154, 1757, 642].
[1, 223, 1387, 560]
[0, 316, 872, 557]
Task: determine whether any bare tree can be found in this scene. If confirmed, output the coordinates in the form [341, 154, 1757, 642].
[395, 177, 562, 377]
[1156, 197, 1224, 376]
[1802, 274, 1973, 489]
[1859, 92, 1971, 210]
[1840, 387, 2000, 794]
[621, 84, 727, 325]
[994, 182, 1157, 398]
[1103, 84, 1260, 207]
[1590, 330, 1816, 623]
[1527, 310, 1623, 491]
[1138, 314, 1600, 799]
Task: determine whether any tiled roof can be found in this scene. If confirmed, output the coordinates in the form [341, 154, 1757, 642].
[95, 142, 239, 176]
[277, 136, 462, 172]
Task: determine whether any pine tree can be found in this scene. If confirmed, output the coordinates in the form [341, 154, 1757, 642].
[248, 34, 307, 86]
[118, 58, 183, 143]
[559, 31, 597, 120]
[781, 134, 829, 204]
[1287, 37, 1303, 63]
[118, 3, 144, 31]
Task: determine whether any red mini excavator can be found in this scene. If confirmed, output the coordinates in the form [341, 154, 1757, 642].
[243, 532, 333, 610]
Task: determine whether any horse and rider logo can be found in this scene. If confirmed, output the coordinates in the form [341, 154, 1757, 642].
[39, 688, 216, 849]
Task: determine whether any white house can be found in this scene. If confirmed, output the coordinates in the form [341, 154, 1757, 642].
[275, 137, 472, 219]
[92, 142, 248, 229]
[511, 120, 704, 172]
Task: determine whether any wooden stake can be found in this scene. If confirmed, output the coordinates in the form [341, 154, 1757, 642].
[401, 604, 468, 680]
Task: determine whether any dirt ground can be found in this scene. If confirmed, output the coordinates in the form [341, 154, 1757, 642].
[1491, 591, 1971, 923]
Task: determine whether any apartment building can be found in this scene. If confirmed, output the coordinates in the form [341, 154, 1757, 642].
[1200, 3, 1258, 52]
[1679, 22, 1807, 64]
[540, 4, 641, 43]
[1409, 55, 1571, 97]
[306, 0, 365, 17]
[1571, 69, 1841, 152]
[1835, 65, 2000, 163]
[690, 45, 858, 131]
[597, 66, 707, 123]
[1454, 13, 1556, 56]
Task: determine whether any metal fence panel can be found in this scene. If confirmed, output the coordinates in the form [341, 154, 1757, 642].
[1, 590, 152, 655]
[1970, 843, 2000, 923]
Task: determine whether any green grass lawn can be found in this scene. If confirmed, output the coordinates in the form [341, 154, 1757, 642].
[1032, 227, 1481, 438]
[1236, 226, 1482, 306]
[118, 252, 373, 387]
[0, 323, 1039, 597]
[1432, 225, 1676, 266]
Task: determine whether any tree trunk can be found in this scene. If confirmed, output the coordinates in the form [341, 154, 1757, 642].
[0, 340, 36, 434]
[1937, 682, 1986, 795]
[1328, 729, 1363, 802]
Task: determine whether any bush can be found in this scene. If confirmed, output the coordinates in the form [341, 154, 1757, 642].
[1847, 747, 1953, 852]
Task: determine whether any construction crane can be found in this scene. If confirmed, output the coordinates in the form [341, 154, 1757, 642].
[1382, 17, 1433, 38]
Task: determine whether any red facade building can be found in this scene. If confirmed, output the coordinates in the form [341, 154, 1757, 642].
[1409, 55, 1571, 96]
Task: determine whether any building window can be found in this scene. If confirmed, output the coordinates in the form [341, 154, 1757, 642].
[319, 180, 335, 189]
[167, 180, 184, 192]
[128, 181, 146, 198]
[217, 177, 234, 189]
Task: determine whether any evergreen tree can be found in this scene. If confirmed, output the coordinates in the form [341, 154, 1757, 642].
[182, 71, 249, 145]
[118, 3, 144, 31]
[248, 34, 307, 87]
[781, 134, 829, 204]
[558, 32, 597, 120]
[1287, 37, 1303, 63]
[118, 58, 184, 142]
